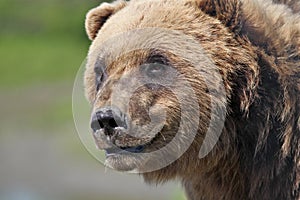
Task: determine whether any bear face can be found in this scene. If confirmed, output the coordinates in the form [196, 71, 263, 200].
[84, 0, 300, 199]
[85, 0, 257, 173]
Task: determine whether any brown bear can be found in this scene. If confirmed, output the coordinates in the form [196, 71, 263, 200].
[83, 0, 300, 199]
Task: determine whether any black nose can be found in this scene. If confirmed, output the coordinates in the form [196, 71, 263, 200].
[90, 107, 127, 134]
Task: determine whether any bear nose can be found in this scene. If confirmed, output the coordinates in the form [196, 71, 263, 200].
[90, 107, 127, 134]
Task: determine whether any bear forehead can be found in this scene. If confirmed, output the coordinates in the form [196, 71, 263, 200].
[87, 0, 229, 65]
[91, 0, 217, 45]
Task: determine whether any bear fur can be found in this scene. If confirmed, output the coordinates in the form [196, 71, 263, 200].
[84, 0, 300, 199]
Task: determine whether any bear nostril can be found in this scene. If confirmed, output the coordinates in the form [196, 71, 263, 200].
[108, 118, 118, 128]
[98, 120, 104, 129]
[91, 107, 127, 134]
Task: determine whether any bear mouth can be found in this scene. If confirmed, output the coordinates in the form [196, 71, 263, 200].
[92, 127, 159, 171]
[105, 145, 145, 156]
[92, 127, 157, 156]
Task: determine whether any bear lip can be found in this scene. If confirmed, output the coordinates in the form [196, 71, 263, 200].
[92, 127, 155, 152]
[105, 145, 145, 157]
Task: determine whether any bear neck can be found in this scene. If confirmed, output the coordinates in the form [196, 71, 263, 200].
[181, 50, 300, 200]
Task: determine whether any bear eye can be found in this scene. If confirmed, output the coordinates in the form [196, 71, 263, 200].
[142, 53, 169, 78]
[143, 63, 167, 78]
[94, 60, 106, 91]
[147, 53, 169, 65]
[95, 73, 104, 91]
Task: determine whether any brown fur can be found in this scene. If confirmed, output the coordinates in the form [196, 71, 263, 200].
[84, 0, 300, 199]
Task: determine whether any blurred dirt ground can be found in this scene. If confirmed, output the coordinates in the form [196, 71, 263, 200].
[0, 83, 185, 200]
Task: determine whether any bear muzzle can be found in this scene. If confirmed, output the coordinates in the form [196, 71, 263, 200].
[90, 107, 150, 156]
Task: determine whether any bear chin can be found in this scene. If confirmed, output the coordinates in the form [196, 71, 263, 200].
[104, 153, 145, 172]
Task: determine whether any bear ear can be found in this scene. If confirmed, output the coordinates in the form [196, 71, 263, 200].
[191, 0, 242, 34]
[85, 0, 127, 40]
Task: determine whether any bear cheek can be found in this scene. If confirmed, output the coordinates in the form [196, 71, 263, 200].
[149, 91, 181, 131]
[128, 88, 155, 126]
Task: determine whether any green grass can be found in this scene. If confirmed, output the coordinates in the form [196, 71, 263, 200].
[0, 0, 99, 37]
[0, 0, 100, 88]
[172, 188, 187, 200]
[0, 35, 89, 87]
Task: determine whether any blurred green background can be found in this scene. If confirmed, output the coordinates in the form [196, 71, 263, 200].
[0, 0, 185, 199]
